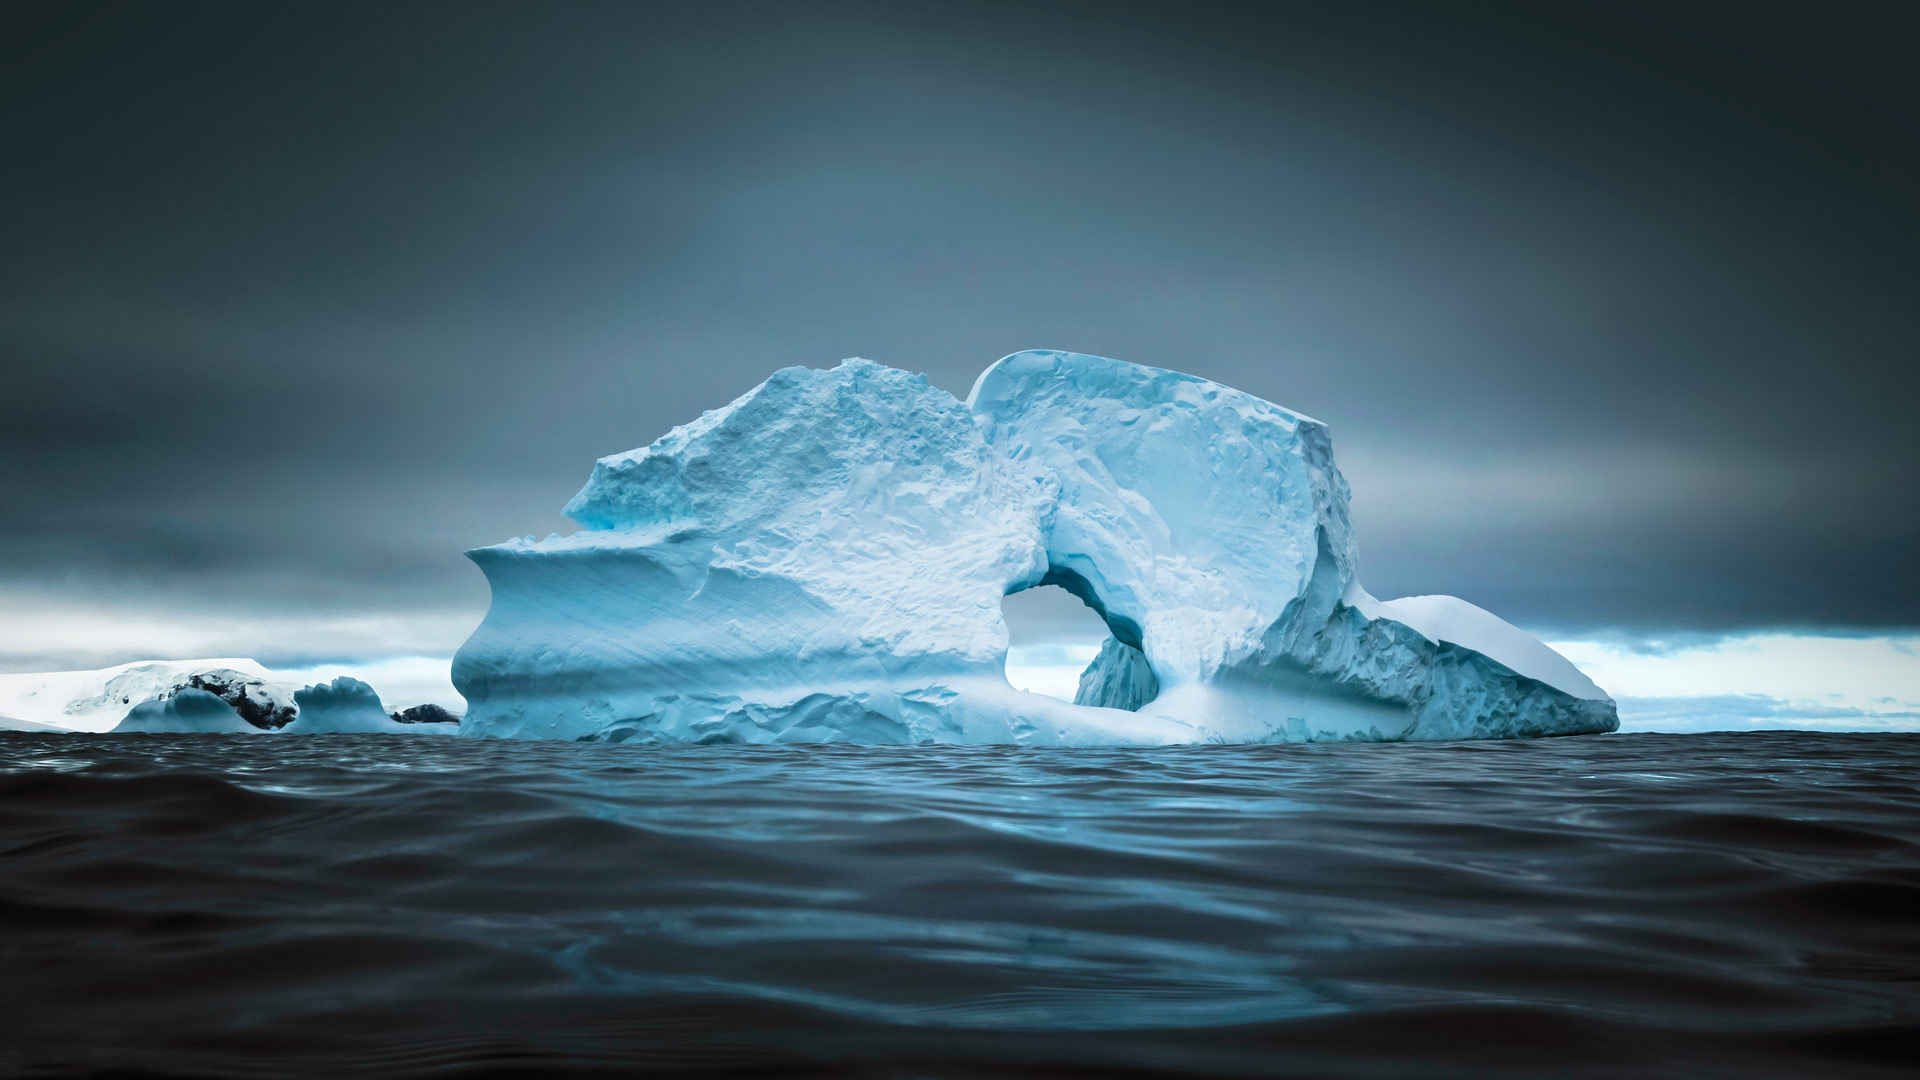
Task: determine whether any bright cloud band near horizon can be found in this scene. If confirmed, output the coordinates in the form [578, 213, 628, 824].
[3, 591, 1916, 734]
[1009, 632, 1920, 734]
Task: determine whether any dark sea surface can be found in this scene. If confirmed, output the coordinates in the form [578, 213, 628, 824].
[2, 731, 1916, 1078]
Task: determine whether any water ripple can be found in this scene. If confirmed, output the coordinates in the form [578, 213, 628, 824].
[1, 731, 1916, 1076]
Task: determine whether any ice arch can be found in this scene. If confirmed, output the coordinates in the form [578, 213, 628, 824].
[453, 351, 1617, 743]
[967, 350, 1348, 693]
[1000, 573, 1156, 707]
[1002, 555, 1166, 712]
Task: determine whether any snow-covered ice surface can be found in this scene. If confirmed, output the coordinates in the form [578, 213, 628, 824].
[0, 659, 279, 733]
[0, 659, 456, 734]
[1344, 587, 1608, 701]
[112, 688, 261, 734]
[454, 350, 1617, 743]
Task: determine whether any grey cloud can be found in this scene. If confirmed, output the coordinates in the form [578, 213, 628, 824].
[3, 1, 1916, 669]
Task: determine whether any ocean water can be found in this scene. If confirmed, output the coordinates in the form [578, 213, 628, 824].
[2, 731, 1916, 1077]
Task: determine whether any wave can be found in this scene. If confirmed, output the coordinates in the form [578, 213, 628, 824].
[1, 731, 1916, 1076]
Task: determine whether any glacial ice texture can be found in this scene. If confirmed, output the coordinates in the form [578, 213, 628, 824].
[454, 351, 1617, 743]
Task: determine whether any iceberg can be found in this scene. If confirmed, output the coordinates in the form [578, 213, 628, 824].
[284, 677, 453, 734]
[113, 688, 261, 734]
[454, 351, 1617, 743]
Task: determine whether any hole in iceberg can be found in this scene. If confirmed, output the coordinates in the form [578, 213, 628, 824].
[1000, 584, 1116, 703]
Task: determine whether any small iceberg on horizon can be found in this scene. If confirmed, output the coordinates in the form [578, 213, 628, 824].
[283, 677, 456, 734]
[113, 688, 262, 734]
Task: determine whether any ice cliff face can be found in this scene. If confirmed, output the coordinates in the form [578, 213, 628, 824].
[1074, 639, 1159, 713]
[454, 351, 1617, 743]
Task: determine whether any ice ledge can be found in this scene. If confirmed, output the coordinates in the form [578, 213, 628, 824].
[1344, 584, 1610, 703]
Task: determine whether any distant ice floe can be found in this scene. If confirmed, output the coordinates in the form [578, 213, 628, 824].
[0, 659, 460, 735]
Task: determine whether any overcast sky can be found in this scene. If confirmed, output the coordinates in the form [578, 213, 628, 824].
[4, 1, 1915, 672]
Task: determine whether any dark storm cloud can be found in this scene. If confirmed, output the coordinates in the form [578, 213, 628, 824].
[3, 0, 1915, 666]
